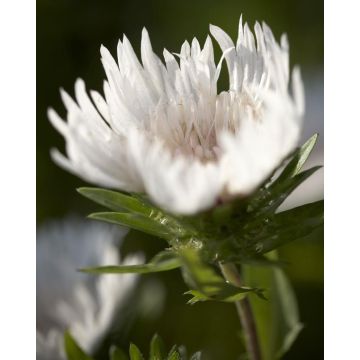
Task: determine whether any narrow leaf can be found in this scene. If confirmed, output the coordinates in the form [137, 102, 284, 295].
[180, 249, 263, 302]
[166, 347, 181, 360]
[277, 133, 318, 182]
[129, 343, 144, 360]
[273, 269, 304, 357]
[249, 200, 324, 255]
[189, 352, 202, 360]
[79, 188, 195, 241]
[110, 346, 129, 360]
[247, 166, 322, 216]
[184, 288, 263, 304]
[89, 212, 172, 239]
[78, 187, 151, 215]
[150, 333, 166, 360]
[64, 331, 93, 360]
[243, 252, 303, 359]
[80, 251, 181, 274]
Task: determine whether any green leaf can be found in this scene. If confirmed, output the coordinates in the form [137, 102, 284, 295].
[78, 187, 152, 215]
[110, 346, 129, 360]
[107, 336, 201, 360]
[247, 166, 322, 216]
[79, 188, 196, 244]
[245, 134, 320, 217]
[243, 252, 303, 360]
[166, 347, 181, 360]
[129, 343, 144, 360]
[184, 287, 255, 304]
[184, 286, 265, 304]
[180, 249, 264, 303]
[189, 352, 202, 360]
[80, 251, 181, 274]
[88, 212, 172, 239]
[277, 133, 318, 182]
[64, 331, 94, 360]
[150, 334, 166, 360]
[244, 200, 324, 256]
[273, 270, 304, 357]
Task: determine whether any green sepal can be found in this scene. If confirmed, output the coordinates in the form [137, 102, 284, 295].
[242, 200, 324, 256]
[277, 133, 318, 182]
[246, 133, 320, 216]
[64, 331, 94, 360]
[79, 251, 181, 274]
[247, 166, 322, 216]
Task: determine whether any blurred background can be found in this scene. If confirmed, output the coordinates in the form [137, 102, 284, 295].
[37, 0, 323, 359]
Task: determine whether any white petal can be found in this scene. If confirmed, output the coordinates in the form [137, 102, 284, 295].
[210, 24, 235, 74]
[37, 217, 141, 356]
[292, 66, 305, 116]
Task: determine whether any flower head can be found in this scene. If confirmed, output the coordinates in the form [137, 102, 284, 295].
[49, 16, 304, 214]
[36, 217, 142, 359]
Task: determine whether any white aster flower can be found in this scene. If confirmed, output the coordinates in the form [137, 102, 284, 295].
[49, 16, 304, 215]
[36, 217, 142, 360]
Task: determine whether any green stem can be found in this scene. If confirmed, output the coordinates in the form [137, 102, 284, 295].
[219, 262, 262, 360]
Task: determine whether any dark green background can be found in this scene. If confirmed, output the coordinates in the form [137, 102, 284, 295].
[37, 0, 323, 359]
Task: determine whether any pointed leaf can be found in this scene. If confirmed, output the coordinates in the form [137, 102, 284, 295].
[246, 200, 324, 255]
[184, 288, 265, 304]
[110, 346, 129, 360]
[89, 212, 172, 239]
[189, 352, 202, 360]
[166, 347, 181, 360]
[129, 343, 144, 360]
[79, 188, 196, 242]
[273, 269, 304, 357]
[184, 290, 210, 304]
[80, 251, 181, 274]
[277, 133, 318, 182]
[150, 334, 166, 360]
[243, 251, 303, 359]
[247, 166, 322, 216]
[180, 249, 264, 302]
[78, 187, 152, 215]
[64, 331, 94, 360]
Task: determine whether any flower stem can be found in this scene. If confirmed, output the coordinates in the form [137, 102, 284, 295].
[219, 262, 262, 360]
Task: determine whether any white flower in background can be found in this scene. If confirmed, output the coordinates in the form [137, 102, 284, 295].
[36, 217, 142, 360]
[49, 16, 304, 215]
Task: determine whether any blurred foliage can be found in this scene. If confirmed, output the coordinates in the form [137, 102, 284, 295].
[37, 0, 323, 359]
[65, 332, 202, 360]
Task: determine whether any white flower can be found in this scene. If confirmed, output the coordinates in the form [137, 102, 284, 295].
[36, 217, 142, 360]
[49, 16, 304, 215]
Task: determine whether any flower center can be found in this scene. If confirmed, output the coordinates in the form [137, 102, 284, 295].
[146, 89, 262, 162]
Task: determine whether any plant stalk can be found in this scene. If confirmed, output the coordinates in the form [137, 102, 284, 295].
[219, 262, 262, 360]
